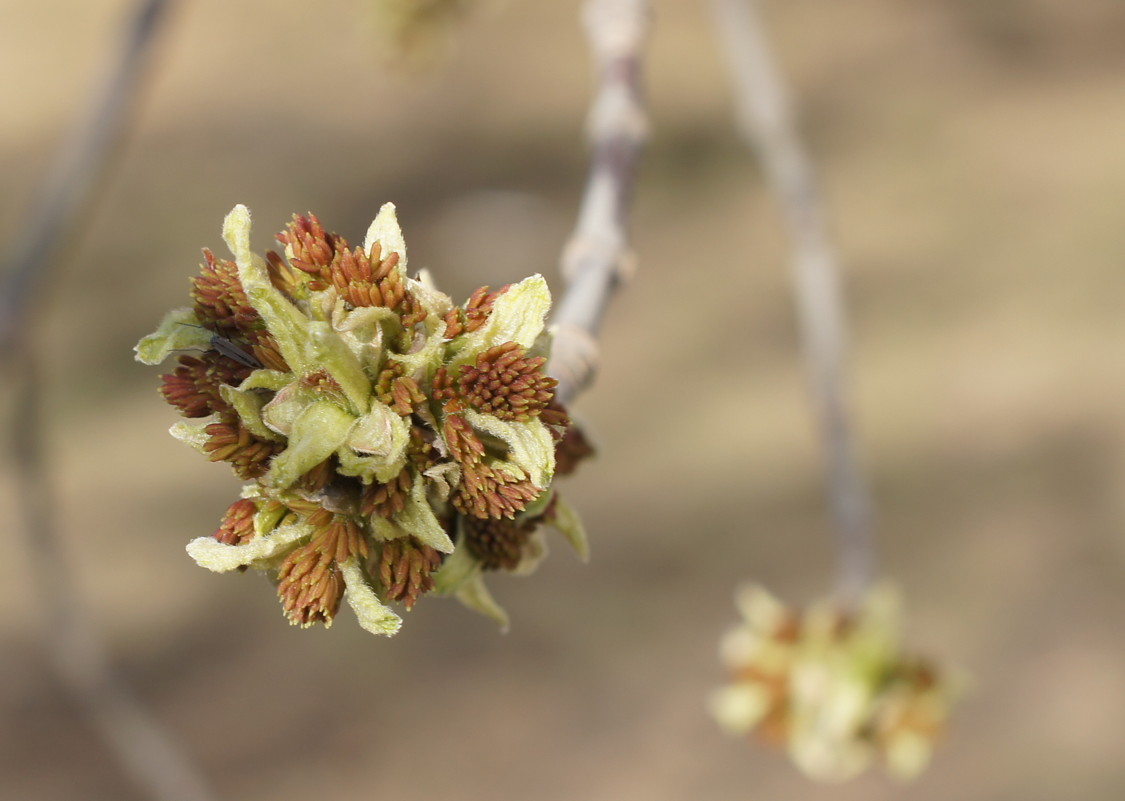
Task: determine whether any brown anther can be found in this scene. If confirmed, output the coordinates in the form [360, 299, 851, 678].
[457, 341, 557, 422]
[202, 415, 283, 479]
[160, 355, 229, 418]
[212, 498, 258, 546]
[361, 468, 413, 519]
[554, 420, 594, 476]
[442, 411, 485, 464]
[453, 461, 541, 520]
[377, 537, 443, 610]
[431, 366, 456, 404]
[276, 213, 338, 276]
[264, 249, 305, 301]
[461, 515, 536, 571]
[276, 516, 369, 627]
[191, 249, 255, 330]
[442, 284, 510, 339]
[375, 362, 426, 415]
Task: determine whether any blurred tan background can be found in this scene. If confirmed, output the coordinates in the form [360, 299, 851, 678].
[4, 0, 1125, 798]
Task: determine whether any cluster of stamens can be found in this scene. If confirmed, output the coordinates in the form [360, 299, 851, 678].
[137, 204, 592, 635]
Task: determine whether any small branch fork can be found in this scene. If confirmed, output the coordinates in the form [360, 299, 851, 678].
[548, 0, 651, 405]
[711, 0, 876, 604]
[2, 2, 218, 800]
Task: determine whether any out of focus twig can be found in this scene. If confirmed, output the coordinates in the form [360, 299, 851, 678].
[548, 0, 651, 405]
[3, 2, 218, 800]
[0, 0, 172, 352]
[13, 353, 217, 801]
[711, 0, 875, 604]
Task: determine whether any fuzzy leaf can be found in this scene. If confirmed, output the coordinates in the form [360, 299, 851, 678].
[340, 557, 403, 636]
[306, 321, 371, 415]
[186, 522, 313, 573]
[431, 539, 479, 594]
[547, 495, 589, 562]
[362, 202, 408, 272]
[332, 303, 401, 375]
[238, 369, 292, 393]
[348, 402, 410, 461]
[391, 315, 447, 378]
[260, 382, 316, 437]
[223, 206, 313, 374]
[219, 384, 281, 441]
[463, 409, 555, 488]
[169, 420, 212, 451]
[263, 400, 356, 489]
[451, 274, 551, 359]
[336, 403, 410, 483]
[134, 308, 205, 365]
[336, 448, 407, 485]
[454, 573, 509, 631]
[395, 473, 455, 553]
[406, 269, 454, 318]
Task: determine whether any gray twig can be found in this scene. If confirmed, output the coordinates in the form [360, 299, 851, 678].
[14, 352, 217, 801]
[549, 0, 651, 405]
[4, 2, 218, 800]
[711, 0, 876, 604]
[0, 0, 173, 352]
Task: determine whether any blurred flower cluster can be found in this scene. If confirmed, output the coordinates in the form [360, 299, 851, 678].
[136, 204, 591, 635]
[367, 0, 471, 67]
[710, 584, 957, 782]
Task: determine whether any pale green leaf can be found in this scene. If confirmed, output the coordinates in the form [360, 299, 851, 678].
[362, 202, 408, 271]
[431, 538, 479, 594]
[547, 494, 589, 562]
[451, 274, 551, 359]
[340, 557, 403, 636]
[463, 409, 554, 488]
[263, 400, 356, 489]
[218, 384, 281, 441]
[336, 403, 410, 483]
[186, 522, 313, 573]
[169, 420, 212, 452]
[454, 573, 509, 631]
[134, 307, 205, 365]
[395, 473, 455, 553]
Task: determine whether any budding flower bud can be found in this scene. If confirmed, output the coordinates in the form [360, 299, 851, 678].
[136, 204, 593, 635]
[710, 583, 960, 781]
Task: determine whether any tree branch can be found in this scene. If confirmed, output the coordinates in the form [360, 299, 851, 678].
[0, 0, 173, 352]
[3, 2, 218, 799]
[711, 0, 876, 604]
[549, 0, 651, 405]
[14, 352, 217, 801]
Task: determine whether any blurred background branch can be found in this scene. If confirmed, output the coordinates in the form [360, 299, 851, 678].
[2, 2, 218, 800]
[711, 0, 876, 605]
[0, 0, 173, 352]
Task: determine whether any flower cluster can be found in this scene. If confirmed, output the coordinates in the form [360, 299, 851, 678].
[710, 584, 958, 782]
[136, 204, 590, 636]
[367, 0, 470, 67]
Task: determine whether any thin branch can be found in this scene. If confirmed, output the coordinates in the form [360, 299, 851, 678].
[548, 0, 651, 405]
[14, 351, 218, 801]
[4, 2, 218, 800]
[0, 0, 173, 352]
[710, 0, 876, 604]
